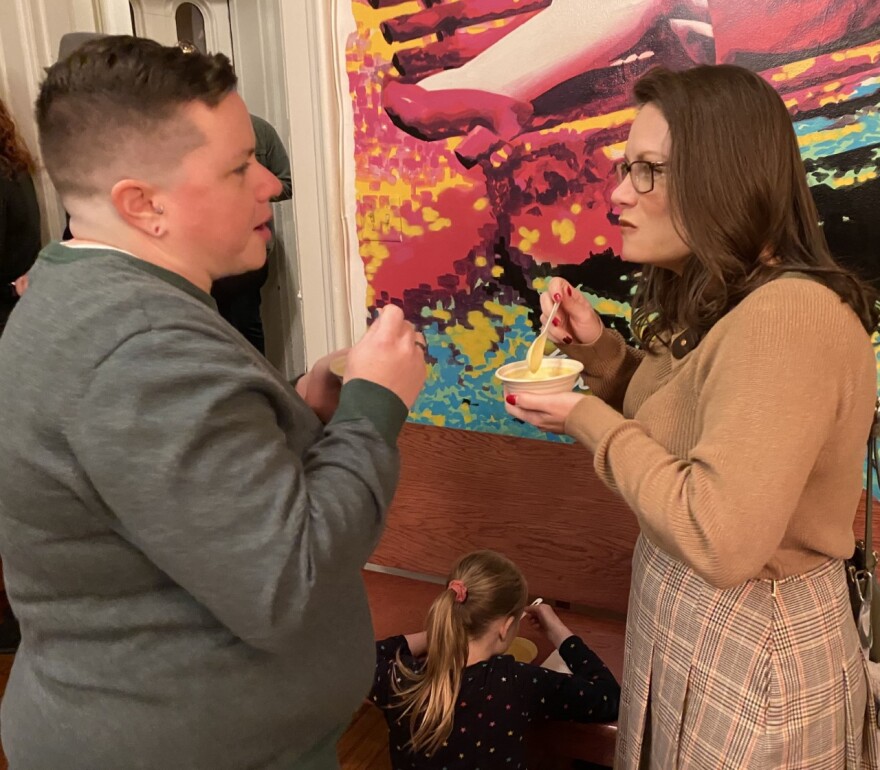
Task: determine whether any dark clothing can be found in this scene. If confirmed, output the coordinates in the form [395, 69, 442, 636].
[372, 634, 620, 770]
[0, 171, 40, 333]
[211, 114, 292, 353]
[212, 262, 270, 353]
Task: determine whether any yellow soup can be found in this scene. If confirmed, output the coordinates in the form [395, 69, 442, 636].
[504, 360, 572, 381]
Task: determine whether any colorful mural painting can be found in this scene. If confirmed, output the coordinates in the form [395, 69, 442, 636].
[345, 0, 880, 441]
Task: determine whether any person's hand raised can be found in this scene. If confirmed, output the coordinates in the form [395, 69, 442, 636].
[345, 305, 427, 409]
[295, 349, 348, 423]
[540, 277, 603, 346]
[523, 603, 573, 649]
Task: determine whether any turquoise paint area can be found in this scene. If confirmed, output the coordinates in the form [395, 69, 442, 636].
[408, 309, 574, 443]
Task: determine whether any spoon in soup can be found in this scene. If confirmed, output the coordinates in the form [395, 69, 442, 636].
[526, 299, 561, 374]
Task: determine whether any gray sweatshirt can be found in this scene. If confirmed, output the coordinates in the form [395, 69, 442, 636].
[0, 242, 407, 769]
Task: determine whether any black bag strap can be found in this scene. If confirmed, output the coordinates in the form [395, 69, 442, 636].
[866, 400, 879, 573]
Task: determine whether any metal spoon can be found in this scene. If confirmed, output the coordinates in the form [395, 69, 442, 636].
[526, 299, 561, 373]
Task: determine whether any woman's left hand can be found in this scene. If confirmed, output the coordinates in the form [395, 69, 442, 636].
[504, 391, 585, 434]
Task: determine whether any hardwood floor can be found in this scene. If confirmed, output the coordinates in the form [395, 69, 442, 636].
[337, 703, 393, 770]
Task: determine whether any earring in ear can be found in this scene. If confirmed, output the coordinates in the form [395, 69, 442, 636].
[153, 225, 163, 236]
[154, 205, 164, 215]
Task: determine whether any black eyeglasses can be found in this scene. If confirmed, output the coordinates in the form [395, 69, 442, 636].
[613, 159, 667, 193]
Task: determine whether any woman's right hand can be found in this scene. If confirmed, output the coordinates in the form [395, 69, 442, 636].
[523, 603, 574, 649]
[540, 277, 603, 346]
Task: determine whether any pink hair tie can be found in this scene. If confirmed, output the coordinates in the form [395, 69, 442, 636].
[448, 579, 467, 603]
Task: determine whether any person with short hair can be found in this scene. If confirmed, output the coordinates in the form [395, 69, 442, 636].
[0, 35, 427, 770]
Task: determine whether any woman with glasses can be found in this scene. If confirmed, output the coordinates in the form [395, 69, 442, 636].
[505, 64, 879, 769]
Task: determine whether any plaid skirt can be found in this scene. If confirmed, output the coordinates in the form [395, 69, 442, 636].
[615, 535, 880, 769]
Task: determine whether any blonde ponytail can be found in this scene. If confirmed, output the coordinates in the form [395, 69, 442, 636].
[391, 550, 527, 755]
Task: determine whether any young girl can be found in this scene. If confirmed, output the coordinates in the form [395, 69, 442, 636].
[370, 550, 620, 769]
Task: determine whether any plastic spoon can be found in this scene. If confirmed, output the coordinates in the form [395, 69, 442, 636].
[521, 597, 543, 620]
[526, 300, 561, 373]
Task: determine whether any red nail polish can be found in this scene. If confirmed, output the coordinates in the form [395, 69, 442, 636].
[567, 286, 572, 297]
[552, 318, 560, 327]
[563, 336, 573, 344]
[553, 293, 562, 302]
[506, 394, 517, 406]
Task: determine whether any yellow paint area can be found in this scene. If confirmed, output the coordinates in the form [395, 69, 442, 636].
[545, 107, 637, 137]
[429, 306, 452, 321]
[360, 241, 391, 305]
[474, 197, 489, 211]
[475, 256, 488, 267]
[589, 295, 632, 320]
[355, 163, 471, 206]
[551, 218, 576, 245]
[594, 235, 607, 247]
[484, 300, 530, 330]
[350, 1, 424, 66]
[797, 121, 863, 149]
[603, 140, 627, 160]
[831, 42, 880, 64]
[518, 226, 540, 252]
[422, 206, 453, 231]
[491, 265, 504, 278]
[820, 167, 879, 188]
[411, 408, 446, 427]
[446, 311, 501, 368]
[771, 59, 816, 82]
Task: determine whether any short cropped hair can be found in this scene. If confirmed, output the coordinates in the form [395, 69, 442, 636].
[36, 35, 237, 198]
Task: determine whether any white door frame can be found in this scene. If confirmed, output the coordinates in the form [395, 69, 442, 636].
[278, 0, 361, 370]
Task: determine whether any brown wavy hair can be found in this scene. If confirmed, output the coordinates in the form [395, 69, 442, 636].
[628, 65, 878, 348]
[391, 550, 528, 755]
[0, 98, 35, 178]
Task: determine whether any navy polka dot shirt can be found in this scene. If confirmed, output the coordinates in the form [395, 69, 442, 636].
[370, 635, 620, 769]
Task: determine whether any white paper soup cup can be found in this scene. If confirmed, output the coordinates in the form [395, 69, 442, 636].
[329, 355, 346, 379]
[494, 357, 584, 397]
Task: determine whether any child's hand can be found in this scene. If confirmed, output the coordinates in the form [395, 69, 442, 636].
[523, 603, 573, 649]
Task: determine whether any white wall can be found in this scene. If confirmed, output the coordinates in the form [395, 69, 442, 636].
[0, 0, 132, 239]
[279, 1, 356, 367]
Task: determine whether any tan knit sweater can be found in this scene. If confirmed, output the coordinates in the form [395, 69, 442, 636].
[563, 275, 877, 588]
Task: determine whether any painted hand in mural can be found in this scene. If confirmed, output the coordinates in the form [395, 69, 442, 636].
[540, 278, 604, 347]
[504, 390, 584, 434]
[381, 0, 880, 165]
[381, 0, 711, 161]
[295, 349, 349, 424]
[345, 304, 428, 409]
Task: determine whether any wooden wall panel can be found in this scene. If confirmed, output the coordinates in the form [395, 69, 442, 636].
[373, 423, 880, 619]
[371, 423, 638, 617]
